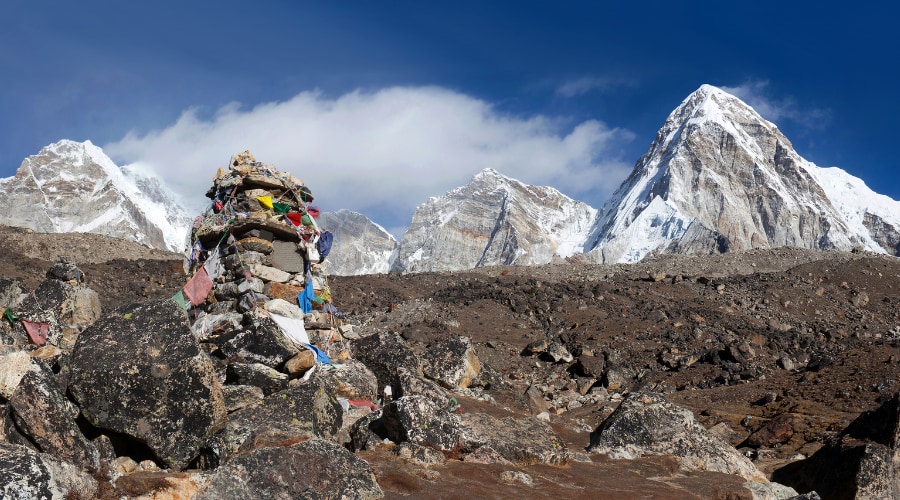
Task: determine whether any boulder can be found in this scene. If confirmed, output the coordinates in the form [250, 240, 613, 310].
[17, 277, 101, 346]
[67, 299, 227, 471]
[221, 384, 264, 413]
[0, 442, 97, 500]
[394, 442, 446, 466]
[45, 262, 84, 282]
[196, 439, 383, 500]
[214, 311, 300, 367]
[397, 365, 450, 403]
[0, 351, 39, 399]
[587, 392, 766, 482]
[457, 412, 569, 465]
[772, 394, 900, 498]
[0, 278, 23, 310]
[6, 367, 100, 471]
[745, 414, 795, 448]
[421, 334, 481, 388]
[202, 377, 341, 466]
[225, 362, 289, 396]
[572, 354, 605, 378]
[313, 359, 379, 401]
[350, 331, 422, 393]
[378, 395, 462, 452]
[349, 408, 387, 452]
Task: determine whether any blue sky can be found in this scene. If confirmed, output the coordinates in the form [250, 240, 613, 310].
[2, 1, 898, 235]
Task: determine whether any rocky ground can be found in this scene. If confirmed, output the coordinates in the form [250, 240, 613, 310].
[2, 226, 899, 498]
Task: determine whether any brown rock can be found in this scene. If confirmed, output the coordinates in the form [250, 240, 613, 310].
[746, 414, 795, 448]
[264, 282, 304, 303]
[285, 350, 317, 376]
[237, 237, 274, 255]
[525, 385, 550, 415]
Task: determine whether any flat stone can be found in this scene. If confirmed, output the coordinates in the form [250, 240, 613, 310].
[250, 263, 291, 283]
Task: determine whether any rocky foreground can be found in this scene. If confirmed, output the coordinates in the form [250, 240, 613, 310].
[1, 230, 899, 499]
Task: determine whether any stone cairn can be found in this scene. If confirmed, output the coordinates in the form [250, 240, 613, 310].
[178, 150, 350, 366]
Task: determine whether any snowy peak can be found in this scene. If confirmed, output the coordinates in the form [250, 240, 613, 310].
[392, 169, 597, 273]
[586, 84, 900, 263]
[317, 209, 398, 275]
[0, 140, 191, 252]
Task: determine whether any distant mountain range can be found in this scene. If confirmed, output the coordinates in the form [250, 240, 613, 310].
[2, 85, 898, 274]
[0, 140, 190, 252]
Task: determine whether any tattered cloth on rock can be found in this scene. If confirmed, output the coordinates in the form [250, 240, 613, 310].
[182, 267, 213, 307]
[21, 319, 49, 345]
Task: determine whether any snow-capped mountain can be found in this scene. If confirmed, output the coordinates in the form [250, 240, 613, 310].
[391, 168, 597, 273]
[317, 209, 398, 275]
[584, 84, 900, 262]
[0, 140, 191, 252]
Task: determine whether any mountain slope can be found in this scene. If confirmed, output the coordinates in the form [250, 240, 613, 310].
[392, 168, 597, 273]
[585, 84, 900, 263]
[0, 140, 191, 251]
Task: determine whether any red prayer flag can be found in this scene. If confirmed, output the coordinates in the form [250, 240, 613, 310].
[285, 212, 303, 226]
[183, 267, 213, 306]
[21, 319, 49, 345]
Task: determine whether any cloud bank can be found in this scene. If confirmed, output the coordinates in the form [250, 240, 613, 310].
[104, 86, 634, 233]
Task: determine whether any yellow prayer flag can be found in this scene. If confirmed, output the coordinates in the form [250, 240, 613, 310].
[256, 195, 274, 209]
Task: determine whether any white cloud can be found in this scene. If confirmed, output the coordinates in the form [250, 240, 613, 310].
[721, 81, 831, 129]
[104, 86, 634, 230]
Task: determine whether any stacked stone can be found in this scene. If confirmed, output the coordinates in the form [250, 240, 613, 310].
[181, 151, 344, 361]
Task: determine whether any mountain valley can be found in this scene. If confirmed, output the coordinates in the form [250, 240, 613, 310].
[2, 227, 898, 497]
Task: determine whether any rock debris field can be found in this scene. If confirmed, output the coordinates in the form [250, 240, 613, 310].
[1, 223, 899, 499]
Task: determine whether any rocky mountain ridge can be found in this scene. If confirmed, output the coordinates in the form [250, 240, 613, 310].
[2, 86, 898, 275]
[0, 140, 191, 252]
[391, 168, 598, 273]
[583, 84, 900, 263]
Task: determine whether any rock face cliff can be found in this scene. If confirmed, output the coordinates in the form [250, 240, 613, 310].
[317, 209, 398, 276]
[391, 169, 598, 273]
[0, 140, 191, 252]
[584, 84, 900, 263]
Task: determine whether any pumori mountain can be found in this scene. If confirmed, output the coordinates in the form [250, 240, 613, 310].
[391, 168, 598, 273]
[0, 140, 191, 252]
[317, 209, 398, 276]
[583, 84, 900, 262]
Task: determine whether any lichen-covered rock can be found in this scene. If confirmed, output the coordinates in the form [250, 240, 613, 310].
[202, 377, 341, 467]
[349, 408, 387, 452]
[196, 439, 383, 500]
[6, 367, 100, 471]
[397, 365, 449, 403]
[350, 331, 422, 393]
[457, 412, 569, 465]
[394, 442, 446, 466]
[225, 362, 289, 396]
[313, 359, 379, 401]
[0, 278, 23, 310]
[45, 262, 84, 282]
[587, 392, 766, 482]
[0, 351, 39, 399]
[67, 299, 226, 471]
[379, 395, 463, 452]
[16, 276, 100, 347]
[214, 311, 300, 367]
[0, 442, 98, 500]
[221, 384, 264, 413]
[421, 334, 481, 388]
